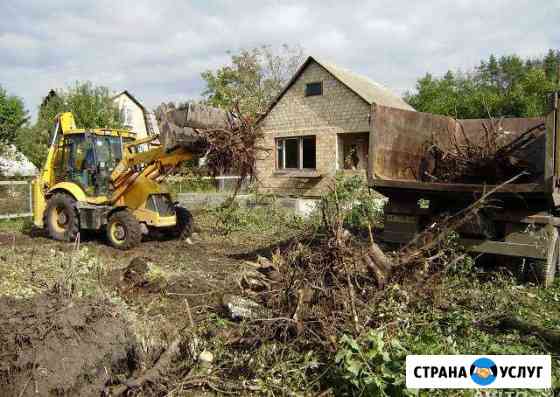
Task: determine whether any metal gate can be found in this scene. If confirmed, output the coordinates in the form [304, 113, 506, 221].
[0, 180, 33, 219]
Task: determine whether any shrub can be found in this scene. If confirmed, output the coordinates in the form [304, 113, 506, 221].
[209, 200, 304, 235]
[320, 174, 385, 232]
[331, 331, 412, 396]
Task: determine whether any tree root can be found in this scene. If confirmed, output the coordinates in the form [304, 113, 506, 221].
[106, 335, 185, 396]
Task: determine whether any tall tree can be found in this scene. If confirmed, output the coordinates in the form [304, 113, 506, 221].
[0, 86, 28, 147]
[16, 82, 122, 168]
[543, 49, 560, 81]
[201, 44, 304, 117]
[406, 50, 560, 118]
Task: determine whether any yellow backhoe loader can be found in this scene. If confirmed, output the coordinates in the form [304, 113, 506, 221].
[32, 109, 215, 249]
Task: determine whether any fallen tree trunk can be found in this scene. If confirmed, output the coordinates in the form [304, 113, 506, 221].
[496, 316, 560, 351]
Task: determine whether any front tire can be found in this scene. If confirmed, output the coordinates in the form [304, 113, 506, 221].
[44, 193, 80, 241]
[106, 210, 142, 250]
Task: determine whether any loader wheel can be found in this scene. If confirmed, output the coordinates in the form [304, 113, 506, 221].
[45, 193, 79, 241]
[106, 210, 142, 250]
[171, 205, 193, 240]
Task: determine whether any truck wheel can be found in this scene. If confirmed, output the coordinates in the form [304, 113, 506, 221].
[172, 205, 193, 239]
[44, 193, 79, 241]
[106, 210, 142, 250]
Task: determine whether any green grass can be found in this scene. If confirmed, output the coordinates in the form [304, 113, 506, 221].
[325, 271, 560, 396]
[0, 218, 31, 233]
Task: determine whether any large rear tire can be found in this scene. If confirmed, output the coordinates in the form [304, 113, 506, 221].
[44, 193, 80, 241]
[106, 210, 142, 250]
[171, 205, 193, 240]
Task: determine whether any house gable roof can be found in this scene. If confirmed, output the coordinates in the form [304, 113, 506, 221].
[315, 58, 415, 110]
[259, 56, 414, 122]
[112, 90, 146, 111]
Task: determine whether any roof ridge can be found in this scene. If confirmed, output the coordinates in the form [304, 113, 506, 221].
[313, 56, 385, 86]
[310, 56, 413, 109]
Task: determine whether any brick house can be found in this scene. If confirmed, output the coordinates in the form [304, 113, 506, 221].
[256, 56, 414, 197]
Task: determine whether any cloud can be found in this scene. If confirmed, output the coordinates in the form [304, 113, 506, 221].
[0, 0, 558, 118]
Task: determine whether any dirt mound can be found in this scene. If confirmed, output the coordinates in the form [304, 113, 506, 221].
[0, 291, 138, 396]
[107, 257, 168, 295]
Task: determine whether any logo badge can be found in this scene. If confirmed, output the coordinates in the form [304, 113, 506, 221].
[406, 355, 551, 389]
[470, 357, 497, 386]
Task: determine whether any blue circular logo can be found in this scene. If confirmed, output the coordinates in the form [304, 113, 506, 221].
[470, 357, 497, 386]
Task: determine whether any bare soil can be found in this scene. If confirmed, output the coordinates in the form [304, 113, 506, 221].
[0, 211, 302, 395]
[0, 292, 138, 396]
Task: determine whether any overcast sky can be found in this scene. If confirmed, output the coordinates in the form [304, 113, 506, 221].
[1, 0, 559, 118]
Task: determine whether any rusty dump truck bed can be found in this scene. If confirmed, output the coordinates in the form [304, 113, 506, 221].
[368, 95, 560, 204]
[368, 94, 560, 286]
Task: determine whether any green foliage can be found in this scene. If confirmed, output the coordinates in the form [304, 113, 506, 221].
[15, 82, 122, 168]
[0, 245, 104, 299]
[406, 50, 560, 118]
[0, 85, 28, 147]
[209, 200, 303, 235]
[333, 331, 412, 396]
[14, 124, 49, 169]
[325, 267, 560, 396]
[0, 218, 32, 233]
[320, 174, 385, 231]
[201, 44, 304, 117]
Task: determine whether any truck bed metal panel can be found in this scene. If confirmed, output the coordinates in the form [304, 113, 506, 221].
[371, 179, 544, 193]
[367, 103, 554, 202]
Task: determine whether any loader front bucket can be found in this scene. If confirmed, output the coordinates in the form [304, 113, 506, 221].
[157, 103, 237, 152]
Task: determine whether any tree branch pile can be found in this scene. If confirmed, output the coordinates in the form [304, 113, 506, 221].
[422, 118, 545, 183]
[233, 175, 524, 346]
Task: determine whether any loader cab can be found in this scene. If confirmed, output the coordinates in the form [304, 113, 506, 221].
[53, 131, 127, 196]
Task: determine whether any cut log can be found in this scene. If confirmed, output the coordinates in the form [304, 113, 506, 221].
[495, 315, 560, 351]
[363, 254, 389, 289]
[368, 243, 392, 273]
[293, 288, 313, 335]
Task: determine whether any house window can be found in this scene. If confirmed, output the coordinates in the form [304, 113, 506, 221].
[276, 136, 316, 170]
[305, 82, 322, 97]
[121, 106, 133, 126]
